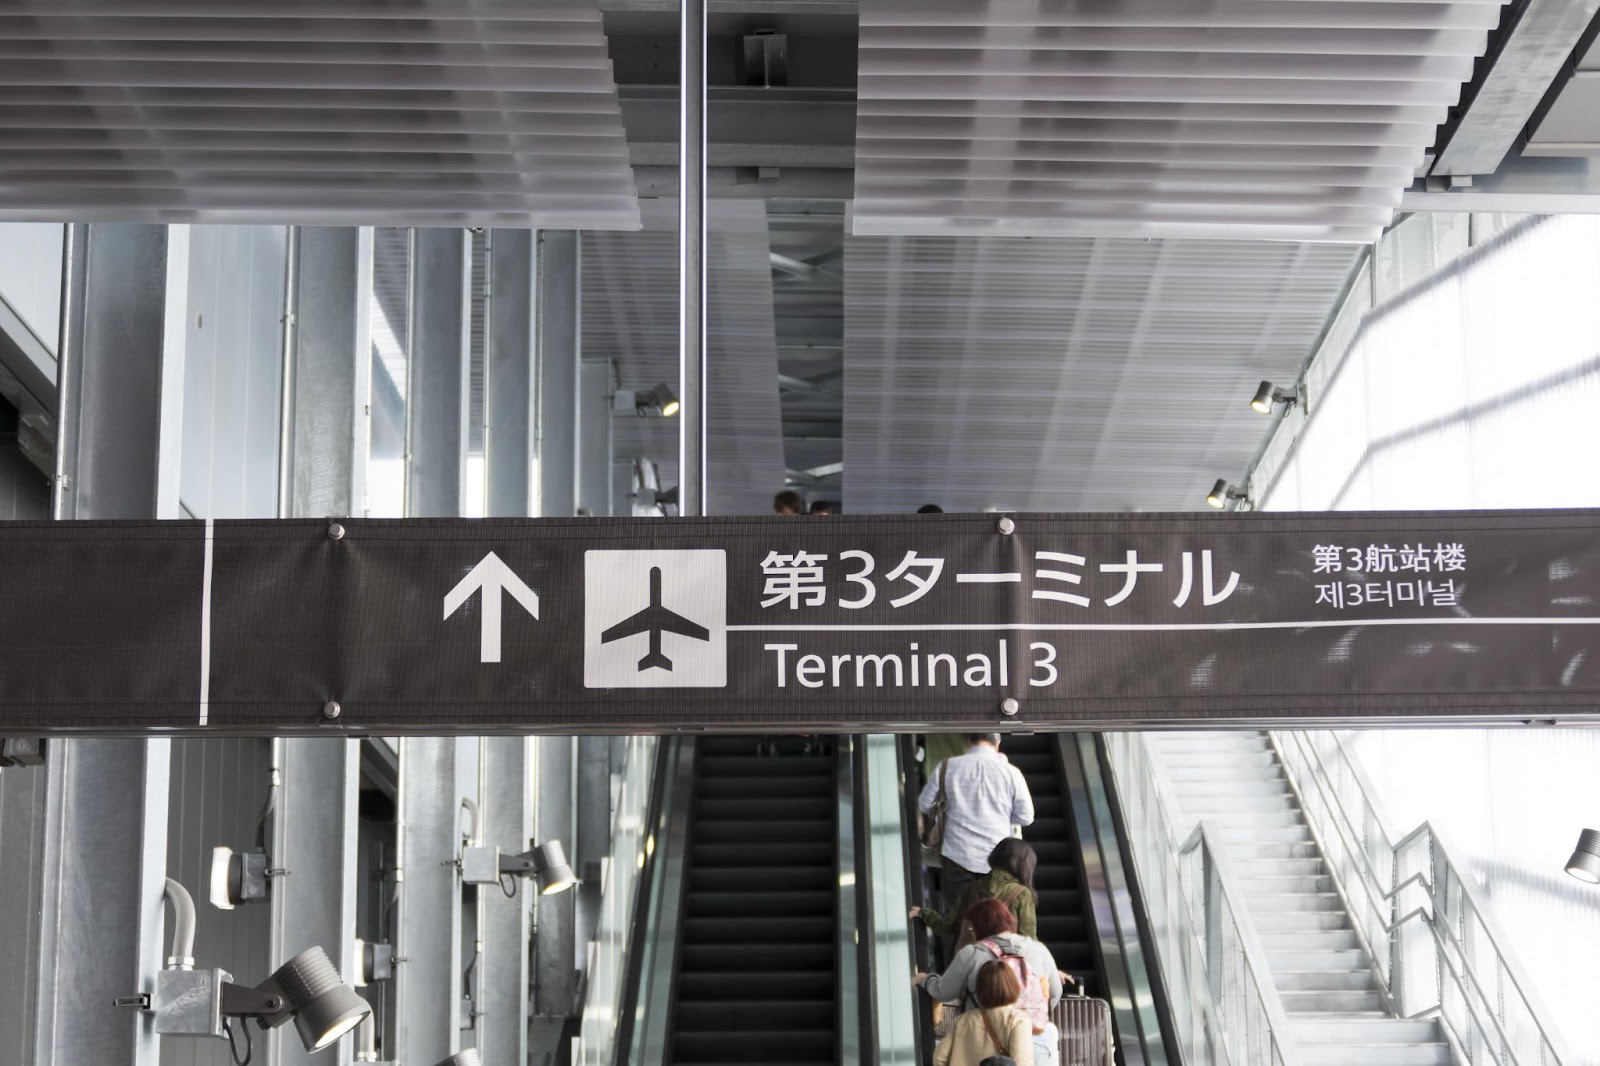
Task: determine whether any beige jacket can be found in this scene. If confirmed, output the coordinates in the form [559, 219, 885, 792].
[933, 1007, 1036, 1066]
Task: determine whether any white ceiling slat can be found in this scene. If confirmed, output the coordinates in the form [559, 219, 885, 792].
[855, 0, 1500, 243]
[844, 234, 1361, 513]
[0, 0, 640, 228]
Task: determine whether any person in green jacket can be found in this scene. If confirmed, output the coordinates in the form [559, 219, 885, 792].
[911, 838, 1039, 940]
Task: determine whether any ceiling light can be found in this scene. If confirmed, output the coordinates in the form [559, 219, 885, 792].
[1250, 380, 1300, 415]
[209, 846, 270, 910]
[258, 946, 373, 1051]
[433, 1052, 482, 1066]
[1206, 479, 1248, 511]
[1566, 829, 1600, 884]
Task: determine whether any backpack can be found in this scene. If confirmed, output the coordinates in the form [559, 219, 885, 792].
[976, 937, 1050, 1034]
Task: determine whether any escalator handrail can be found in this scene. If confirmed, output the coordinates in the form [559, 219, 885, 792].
[897, 735, 937, 1064]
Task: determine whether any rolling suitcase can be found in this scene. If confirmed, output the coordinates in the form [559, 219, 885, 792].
[1054, 975, 1114, 1066]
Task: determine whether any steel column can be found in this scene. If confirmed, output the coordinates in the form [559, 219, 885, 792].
[394, 738, 465, 1064]
[479, 737, 533, 1066]
[34, 222, 186, 1066]
[0, 764, 47, 1064]
[268, 739, 362, 1066]
[284, 227, 373, 519]
[533, 736, 577, 1022]
[577, 358, 614, 516]
[678, 0, 708, 517]
[534, 231, 580, 518]
[405, 228, 472, 519]
[485, 230, 537, 518]
[574, 735, 614, 968]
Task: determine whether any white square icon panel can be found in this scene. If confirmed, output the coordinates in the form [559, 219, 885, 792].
[584, 550, 727, 688]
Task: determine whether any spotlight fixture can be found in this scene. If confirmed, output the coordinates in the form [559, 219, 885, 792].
[1250, 380, 1300, 415]
[433, 1052, 482, 1066]
[1566, 828, 1600, 884]
[465, 838, 577, 895]
[210, 846, 270, 910]
[641, 383, 680, 418]
[145, 881, 370, 1058]
[1206, 479, 1249, 511]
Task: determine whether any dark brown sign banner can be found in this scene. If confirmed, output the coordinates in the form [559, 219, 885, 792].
[2, 510, 1600, 734]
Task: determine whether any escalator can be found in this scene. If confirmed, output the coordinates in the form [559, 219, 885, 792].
[666, 736, 841, 1065]
[1002, 733, 1104, 999]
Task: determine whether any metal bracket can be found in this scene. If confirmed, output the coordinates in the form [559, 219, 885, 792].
[219, 982, 283, 1018]
[114, 994, 151, 1010]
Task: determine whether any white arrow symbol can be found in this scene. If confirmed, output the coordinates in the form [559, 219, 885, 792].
[443, 552, 540, 664]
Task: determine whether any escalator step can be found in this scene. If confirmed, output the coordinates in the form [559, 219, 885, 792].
[691, 841, 833, 867]
[698, 776, 832, 799]
[679, 942, 833, 973]
[676, 1001, 834, 1031]
[699, 755, 832, 777]
[672, 1032, 836, 1064]
[676, 972, 834, 1001]
[694, 820, 835, 845]
[686, 891, 834, 919]
[1031, 794, 1065, 819]
[682, 915, 836, 944]
[696, 796, 834, 821]
[689, 866, 835, 893]
[1007, 753, 1056, 776]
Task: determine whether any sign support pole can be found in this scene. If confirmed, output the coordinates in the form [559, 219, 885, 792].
[678, 0, 707, 518]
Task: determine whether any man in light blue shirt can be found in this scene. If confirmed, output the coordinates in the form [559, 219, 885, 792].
[918, 733, 1034, 946]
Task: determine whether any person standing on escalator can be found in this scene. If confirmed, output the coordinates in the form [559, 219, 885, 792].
[918, 733, 1035, 959]
[912, 837, 1038, 942]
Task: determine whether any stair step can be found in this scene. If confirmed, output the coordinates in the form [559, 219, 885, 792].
[689, 866, 833, 893]
[1208, 826, 1313, 844]
[1281, 990, 1385, 1014]
[691, 842, 833, 867]
[1300, 1045, 1452, 1066]
[1259, 928, 1362, 949]
[1253, 911, 1352, 933]
[1244, 894, 1347, 914]
[1275, 970, 1379, 992]
[1158, 751, 1277, 767]
[686, 891, 833, 919]
[699, 755, 833, 776]
[1192, 810, 1304, 828]
[697, 776, 832, 800]
[1220, 842, 1322, 860]
[1232, 858, 1326, 877]
[696, 796, 833, 821]
[672, 1031, 835, 1062]
[1267, 949, 1371, 972]
[1239, 875, 1334, 895]
[693, 820, 835, 845]
[1295, 1017, 1444, 1045]
[1180, 795, 1300, 812]
[675, 1001, 834, 1031]
[678, 942, 833, 973]
[676, 972, 834, 1001]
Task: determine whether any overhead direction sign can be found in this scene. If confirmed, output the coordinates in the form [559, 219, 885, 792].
[3, 511, 1600, 734]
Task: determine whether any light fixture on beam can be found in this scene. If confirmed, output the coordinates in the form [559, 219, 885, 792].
[142, 880, 370, 1057]
[616, 383, 680, 418]
[1250, 380, 1301, 415]
[209, 846, 270, 910]
[1566, 828, 1600, 884]
[433, 1051, 482, 1066]
[1206, 479, 1249, 511]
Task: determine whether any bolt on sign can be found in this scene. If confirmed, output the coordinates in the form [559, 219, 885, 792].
[2, 511, 1600, 734]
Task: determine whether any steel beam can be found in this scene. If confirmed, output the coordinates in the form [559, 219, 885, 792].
[533, 736, 577, 1022]
[406, 228, 471, 519]
[53, 223, 189, 520]
[1403, 154, 1600, 212]
[535, 231, 580, 518]
[0, 763, 46, 1065]
[485, 230, 537, 518]
[577, 358, 613, 517]
[394, 738, 465, 1065]
[478, 738, 533, 1066]
[574, 735, 614, 972]
[680, 0, 708, 518]
[267, 739, 362, 1066]
[1432, 0, 1600, 176]
[283, 227, 373, 519]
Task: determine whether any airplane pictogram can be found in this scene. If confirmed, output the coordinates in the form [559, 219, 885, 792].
[599, 566, 710, 672]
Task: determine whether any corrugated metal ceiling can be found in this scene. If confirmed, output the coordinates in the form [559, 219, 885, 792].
[0, 0, 640, 228]
[853, 0, 1503, 242]
[582, 199, 787, 515]
[844, 232, 1360, 512]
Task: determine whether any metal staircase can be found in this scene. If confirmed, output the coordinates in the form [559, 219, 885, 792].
[1148, 732, 1454, 1066]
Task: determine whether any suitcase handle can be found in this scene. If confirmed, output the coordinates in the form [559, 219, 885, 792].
[1060, 971, 1085, 995]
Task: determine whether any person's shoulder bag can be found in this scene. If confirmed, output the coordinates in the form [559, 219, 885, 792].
[920, 759, 951, 851]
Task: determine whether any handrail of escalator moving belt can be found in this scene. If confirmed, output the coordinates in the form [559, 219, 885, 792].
[1269, 731, 1576, 1066]
[857, 734, 927, 1066]
[1104, 732, 1300, 1066]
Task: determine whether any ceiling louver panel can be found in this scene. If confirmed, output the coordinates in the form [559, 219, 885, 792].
[0, 0, 640, 228]
[854, 0, 1502, 242]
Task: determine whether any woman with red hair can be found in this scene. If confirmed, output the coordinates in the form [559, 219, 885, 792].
[913, 898, 1064, 1066]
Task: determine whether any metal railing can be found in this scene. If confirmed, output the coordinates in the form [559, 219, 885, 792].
[1106, 733, 1302, 1066]
[1271, 731, 1575, 1066]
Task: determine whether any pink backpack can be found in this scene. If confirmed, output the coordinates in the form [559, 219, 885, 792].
[976, 938, 1050, 1034]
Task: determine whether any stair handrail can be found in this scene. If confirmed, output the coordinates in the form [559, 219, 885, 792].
[1270, 731, 1576, 1066]
[1105, 732, 1303, 1066]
